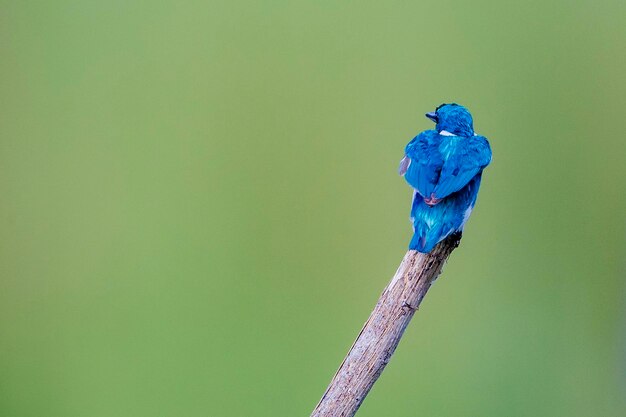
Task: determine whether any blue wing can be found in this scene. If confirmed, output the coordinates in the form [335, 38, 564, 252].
[400, 130, 442, 198]
[431, 135, 491, 200]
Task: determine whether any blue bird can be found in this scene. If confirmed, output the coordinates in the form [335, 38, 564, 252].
[398, 104, 492, 253]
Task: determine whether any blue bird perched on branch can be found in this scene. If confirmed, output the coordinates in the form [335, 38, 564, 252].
[399, 104, 492, 253]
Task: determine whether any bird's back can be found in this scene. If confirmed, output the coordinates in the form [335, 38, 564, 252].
[402, 131, 491, 253]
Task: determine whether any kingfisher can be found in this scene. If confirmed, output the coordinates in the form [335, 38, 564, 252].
[398, 103, 492, 253]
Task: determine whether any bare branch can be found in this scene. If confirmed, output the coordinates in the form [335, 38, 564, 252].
[310, 233, 461, 417]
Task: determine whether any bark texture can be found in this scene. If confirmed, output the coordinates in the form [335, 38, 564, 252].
[310, 233, 461, 417]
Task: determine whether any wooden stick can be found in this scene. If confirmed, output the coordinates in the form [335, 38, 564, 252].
[310, 233, 462, 417]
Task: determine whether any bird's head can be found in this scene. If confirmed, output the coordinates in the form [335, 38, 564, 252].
[425, 103, 474, 137]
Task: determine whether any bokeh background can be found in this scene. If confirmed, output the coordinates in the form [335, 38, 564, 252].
[1, 1, 625, 416]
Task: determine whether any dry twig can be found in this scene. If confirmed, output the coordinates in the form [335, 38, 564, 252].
[310, 233, 461, 417]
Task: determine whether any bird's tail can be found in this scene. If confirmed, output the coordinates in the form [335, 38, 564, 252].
[409, 190, 447, 253]
[409, 225, 445, 253]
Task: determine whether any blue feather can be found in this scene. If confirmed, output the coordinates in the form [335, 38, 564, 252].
[403, 130, 442, 198]
[400, 104, 491, 253]
[409, 174, 482, 252]
[432, 135, 491, 200]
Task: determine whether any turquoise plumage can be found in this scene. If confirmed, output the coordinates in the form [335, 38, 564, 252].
[399, 104, 492, 253]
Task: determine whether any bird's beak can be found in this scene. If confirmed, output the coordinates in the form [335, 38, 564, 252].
[425, 112, 438, 123]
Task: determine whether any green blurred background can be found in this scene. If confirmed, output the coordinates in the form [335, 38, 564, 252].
[1, 1, 625, 416]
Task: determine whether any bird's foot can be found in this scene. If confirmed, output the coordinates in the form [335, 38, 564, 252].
[423, 194, 441, 206]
